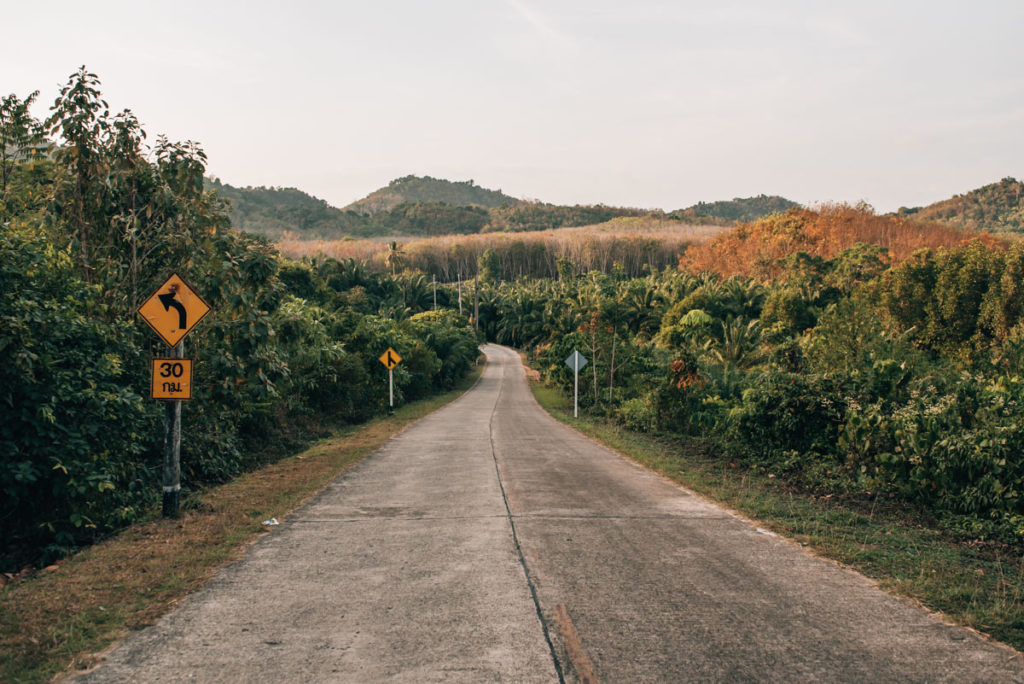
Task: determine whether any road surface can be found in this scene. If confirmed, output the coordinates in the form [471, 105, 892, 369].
[76, 344, 1024, 682]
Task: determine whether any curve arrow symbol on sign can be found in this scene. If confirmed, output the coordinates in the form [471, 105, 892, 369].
[158, 291, 187, 329]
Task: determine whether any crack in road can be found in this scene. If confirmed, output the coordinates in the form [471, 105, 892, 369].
[289, 514, 735, 523]
[487, 354, 566, 684]
[288, 515, 510, 523]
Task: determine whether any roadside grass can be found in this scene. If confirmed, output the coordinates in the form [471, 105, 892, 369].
[0, 364, 483, 684]
[529, 381, 1024, 652]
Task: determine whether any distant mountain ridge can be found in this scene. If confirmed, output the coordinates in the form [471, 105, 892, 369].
[205, 174, 801, 240]
[344, 175, 521, 214]
[896, 177, 1024, 233]
[207, 178, 361, 239]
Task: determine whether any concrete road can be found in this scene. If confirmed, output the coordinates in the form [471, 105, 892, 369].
[76, 344, 1024, 682]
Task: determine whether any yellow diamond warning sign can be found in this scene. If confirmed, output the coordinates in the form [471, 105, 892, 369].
[151, 358, 193, 400]
[379, 348, 402, 370]
[137, 273, 211, 348]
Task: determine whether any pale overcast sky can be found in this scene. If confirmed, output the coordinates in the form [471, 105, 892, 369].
[5, 1, 1023, 212]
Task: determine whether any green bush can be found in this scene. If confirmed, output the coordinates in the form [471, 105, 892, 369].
[841, 374, 1024, 539]
[407, 310, 479, 390]
[725, 370, 846, 474]
[617, 394, 658, 432]
[1, 227, 159, 566]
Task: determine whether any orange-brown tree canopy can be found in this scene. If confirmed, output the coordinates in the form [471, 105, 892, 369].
[679, 204, 1004, 280]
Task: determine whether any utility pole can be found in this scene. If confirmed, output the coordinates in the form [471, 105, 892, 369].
[432, 274, 437, 311]
[457, 274, 463, 315]
[473, 272, 479, 332]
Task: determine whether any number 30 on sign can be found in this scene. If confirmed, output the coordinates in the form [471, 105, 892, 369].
[151, 358, 193, 400]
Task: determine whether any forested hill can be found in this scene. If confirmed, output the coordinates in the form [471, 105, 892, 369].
[667, 194, 799, 225]
[896, 177, 1024, 233]
[206, 176, 800, 240]
[343, 175, 521, 214]
[207, 178, 363, 238]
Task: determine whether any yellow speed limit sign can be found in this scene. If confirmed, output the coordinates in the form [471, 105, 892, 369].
[151, 358, 194, 400]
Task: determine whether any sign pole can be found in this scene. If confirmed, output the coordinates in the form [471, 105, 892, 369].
[565, 350, 587, 420]
[379, 347, 402, 416]
[162, 340, 183, 517]
[574, 358, 579, 419]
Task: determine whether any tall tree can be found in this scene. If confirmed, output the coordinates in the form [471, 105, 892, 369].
[384, 240, 405, 276]
[46, 66, 109, 281]
[0, 90, 43, 197]
[478, 248, 501, 284]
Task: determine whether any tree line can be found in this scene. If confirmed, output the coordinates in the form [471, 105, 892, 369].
[279, 218, 722, 281]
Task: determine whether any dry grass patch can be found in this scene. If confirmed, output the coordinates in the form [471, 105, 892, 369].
[0, 364, 483, 683]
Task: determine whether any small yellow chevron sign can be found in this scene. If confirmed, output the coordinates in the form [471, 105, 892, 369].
[379, 348, 402, 370]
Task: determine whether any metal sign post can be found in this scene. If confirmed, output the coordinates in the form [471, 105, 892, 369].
[163, 341, 183, 517]
[137, 272, 213, 518]
[565, 350, 588, 419]
[379, 348, 403, 415]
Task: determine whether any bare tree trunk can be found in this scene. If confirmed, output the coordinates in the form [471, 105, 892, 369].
[131, 228, 138, 309]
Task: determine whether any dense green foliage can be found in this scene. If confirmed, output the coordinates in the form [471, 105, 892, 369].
[897, 177, 1024, 233]
[1, 70, 478, 570]
[475, 239, 1024, 545]
[485, 203, 649, 232]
